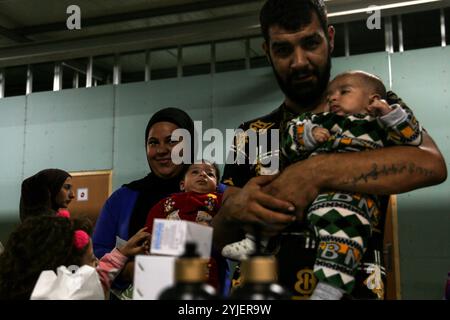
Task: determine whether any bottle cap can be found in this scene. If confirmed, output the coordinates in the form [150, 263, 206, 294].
[241, 256, 278, 283]
[174, 242, 208, 283]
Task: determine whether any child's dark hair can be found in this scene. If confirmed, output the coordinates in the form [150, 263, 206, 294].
[0, 215, 92, 300]
[335, 71, 387, 99]
[260, 0, 328, 43]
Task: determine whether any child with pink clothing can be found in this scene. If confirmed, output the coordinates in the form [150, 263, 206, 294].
[0, 215, 150, 299]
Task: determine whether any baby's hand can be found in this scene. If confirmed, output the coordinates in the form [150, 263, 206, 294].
[118, 227, 151, 257]
[367, 98, 391, 116]
[312, 127, 331, 143]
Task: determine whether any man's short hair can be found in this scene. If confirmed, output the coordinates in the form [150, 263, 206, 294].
[260, 0, 328, 43]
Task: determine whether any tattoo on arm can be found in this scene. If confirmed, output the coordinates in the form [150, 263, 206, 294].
[344, 163, 435, 187]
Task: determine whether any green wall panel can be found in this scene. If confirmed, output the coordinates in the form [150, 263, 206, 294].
[391, 46, 450, 299]
[331, 52, 391, 87]
[24, 87, 115, 177]
[0, 96, 26, 220]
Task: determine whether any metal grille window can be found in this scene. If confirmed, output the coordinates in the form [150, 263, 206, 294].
[402, 9, 442, 50]
[151, 48, 178, 80]
[62, 59, 89, 89]
[0, 5, 449, 98]
[32, 63, 54, 93]
[215, 39, 246, 73]
[332, 23, 347, 58]
[4, 66, 27, 97]
[182, 44, 211, 77]
[249, 37, 269, 69]
[445, 7, 450, 45]
[348, 19, 385, 55]
[121, 52, 145, 84]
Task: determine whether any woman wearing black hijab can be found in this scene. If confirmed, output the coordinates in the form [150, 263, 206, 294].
[92, 107, 197, 295]
[19, 169, 75, 221]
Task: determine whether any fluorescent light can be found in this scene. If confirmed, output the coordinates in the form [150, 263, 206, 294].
[328, 0, 442, 17]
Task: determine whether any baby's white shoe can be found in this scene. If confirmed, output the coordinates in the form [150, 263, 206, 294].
[221, 238, 256, 261]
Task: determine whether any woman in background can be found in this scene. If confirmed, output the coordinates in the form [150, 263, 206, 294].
[19, 168, 75, 221]
[92, 107, 207, 297]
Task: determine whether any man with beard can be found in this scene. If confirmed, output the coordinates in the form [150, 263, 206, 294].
[212, 0, 447, 299]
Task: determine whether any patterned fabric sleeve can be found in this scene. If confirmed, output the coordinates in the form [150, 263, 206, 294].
[221, 123, 256, 188]
[97, 248, 128, 293]
[221, 106, 284, 185]
[378, 103, 422, 146]
[282, 112, 321, 162]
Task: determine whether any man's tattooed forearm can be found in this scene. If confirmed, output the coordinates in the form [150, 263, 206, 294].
[345, 163, 434, 186]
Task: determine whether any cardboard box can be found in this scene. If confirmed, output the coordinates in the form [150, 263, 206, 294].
[150, 219, 212, 258]
[133, 255, 175, 300]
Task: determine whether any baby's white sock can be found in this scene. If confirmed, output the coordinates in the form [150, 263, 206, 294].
[310, 282, 345, 300]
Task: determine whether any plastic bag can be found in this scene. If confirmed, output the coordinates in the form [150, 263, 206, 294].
[30, 265, 104, 300]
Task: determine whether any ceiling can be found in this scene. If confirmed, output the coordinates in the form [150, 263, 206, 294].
[0, 0, 449, 68]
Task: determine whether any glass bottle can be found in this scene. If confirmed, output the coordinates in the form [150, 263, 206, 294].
[230, 225, 290, 300]
[158, 243, 216, 300]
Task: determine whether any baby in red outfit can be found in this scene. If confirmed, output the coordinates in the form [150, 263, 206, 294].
[145, 160, 222, 289]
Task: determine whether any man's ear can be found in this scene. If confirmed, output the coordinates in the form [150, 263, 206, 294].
[262, 41, 272, 65]
[262, 40, 269, 54]
[327, 25, 335, 53]
[179, 181, 185, 191]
